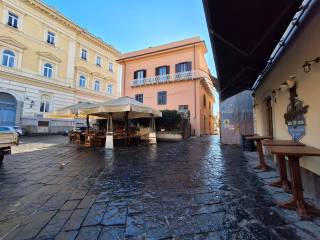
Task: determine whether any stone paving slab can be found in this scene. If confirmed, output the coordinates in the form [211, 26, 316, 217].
[0, 136, 319, 239]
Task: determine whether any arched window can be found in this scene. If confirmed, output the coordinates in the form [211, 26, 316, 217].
[2, 50, 15, 68]
[94, 80, 100, 92]
[107, 84, 112, 94]
[43, 63, 53, 78]
[79, 75, 86, 88]
[40, 95, 50, 113]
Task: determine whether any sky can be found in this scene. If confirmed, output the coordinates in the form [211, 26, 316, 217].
[43, 0, 219, 113]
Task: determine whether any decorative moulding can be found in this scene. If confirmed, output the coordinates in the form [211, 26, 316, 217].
[92, 72, 105, 79]
[37, 51, 62, 63]
[0, 36, 27, 49]
[75, 66, 91, 74]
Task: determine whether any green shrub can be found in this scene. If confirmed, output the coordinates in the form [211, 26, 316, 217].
[156, 110, 182, 131]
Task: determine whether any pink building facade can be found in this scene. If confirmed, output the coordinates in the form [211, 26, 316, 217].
[117, 37, 215, 136]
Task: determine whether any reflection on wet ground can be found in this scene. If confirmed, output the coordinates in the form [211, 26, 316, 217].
[0, 135, 319, 239]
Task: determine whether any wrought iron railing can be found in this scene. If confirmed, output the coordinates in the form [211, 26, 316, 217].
[131, 70, 207, 87]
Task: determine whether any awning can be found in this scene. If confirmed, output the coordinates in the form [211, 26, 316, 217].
[203, 0, 303, 100]
[82, 96, 162, 120]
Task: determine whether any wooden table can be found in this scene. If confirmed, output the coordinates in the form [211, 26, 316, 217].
[245, 135, 273, 171]
[267, 145, 320, 219]
[262, 140, 305, 193]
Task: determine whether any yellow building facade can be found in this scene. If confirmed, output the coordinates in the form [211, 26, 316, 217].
[0, 0, 121, 133]
[254, 2, 320, 206]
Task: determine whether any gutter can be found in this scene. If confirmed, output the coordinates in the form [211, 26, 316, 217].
[252, 0, 317, 91]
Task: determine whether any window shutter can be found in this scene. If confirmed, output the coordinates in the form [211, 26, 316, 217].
[166, 66, 170, 74]
[187, 62, 192, 71]
[155, 67, 159, 76]
[134, 71, 137, 79]
[143, 70, 147, 78]
[175, 64, 179, 73]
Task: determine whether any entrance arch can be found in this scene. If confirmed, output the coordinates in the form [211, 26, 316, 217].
[0, 92, 17, 126]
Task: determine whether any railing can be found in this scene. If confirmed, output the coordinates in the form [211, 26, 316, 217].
[131, 70, 207, 87]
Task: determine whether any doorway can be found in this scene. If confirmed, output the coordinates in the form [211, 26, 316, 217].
[265, 97, 273, 137]
[0, 92, 17, 126]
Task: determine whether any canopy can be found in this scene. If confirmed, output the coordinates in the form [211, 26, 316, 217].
[82, 96, 162, 120]
[203, 0, 303, 100]
[44, 102, 96, 119]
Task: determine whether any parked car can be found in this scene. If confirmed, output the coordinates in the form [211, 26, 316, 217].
[62, 130, 69, 136]
[0, 126, 19, 163]
[74, 126, 88, 133]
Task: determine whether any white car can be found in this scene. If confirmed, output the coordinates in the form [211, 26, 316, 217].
[0, 126, 19, 163]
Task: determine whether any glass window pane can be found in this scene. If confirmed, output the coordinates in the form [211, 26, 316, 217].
[2, 55, 8, 66]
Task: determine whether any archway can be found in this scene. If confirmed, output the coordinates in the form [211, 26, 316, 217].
[0, 92, 17, 126]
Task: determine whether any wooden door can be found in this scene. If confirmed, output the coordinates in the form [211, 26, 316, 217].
[266, 97, 273, 137]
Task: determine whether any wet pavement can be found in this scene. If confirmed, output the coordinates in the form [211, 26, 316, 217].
[0, 135, 320, 239]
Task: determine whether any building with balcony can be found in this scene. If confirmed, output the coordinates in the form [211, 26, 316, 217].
[0, 0, 121, 133]
[117, 37, 216, 136]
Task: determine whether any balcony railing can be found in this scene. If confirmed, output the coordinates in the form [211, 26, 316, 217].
[131, 70, 207, 87]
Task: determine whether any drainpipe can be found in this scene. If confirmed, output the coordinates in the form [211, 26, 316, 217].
[123, 62, 126, 96]
[193, 44, 197, 120]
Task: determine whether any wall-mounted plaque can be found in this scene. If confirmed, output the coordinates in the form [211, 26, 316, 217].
[284, 86, 309, 141]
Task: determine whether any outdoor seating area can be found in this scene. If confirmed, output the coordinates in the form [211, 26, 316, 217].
[46, 97, 162, 149]
[245, 135, 320, 220]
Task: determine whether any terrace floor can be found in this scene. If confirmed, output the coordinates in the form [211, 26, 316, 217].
[0, 135, 319, 239]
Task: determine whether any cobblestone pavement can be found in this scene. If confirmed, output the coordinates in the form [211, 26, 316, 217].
[0, 135, 320, 239]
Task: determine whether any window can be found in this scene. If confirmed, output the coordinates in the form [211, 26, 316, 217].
[40, 95, 50, 113]
[158, 91, 167, 105]
[134, 70, 146, 79]
[135, 94, 143, 103]
[47, 31, 55, 45]
[109, 62, 113, 72]
[43, 63, 53, 78]
[203, 94, 206, 107]
[107, 84, 112, 94]
[81, 49, 87, 60]
[79, 75, 86, 88]
[179, 105, 189, 111]
[94, 80, 100, 92]
[156, 66, 169, 82]
[2, 50, 15, 68]
[175, 62, 192, 73]
[156, 66, 169, 75]
[7, 12, 18, 28]
[96, 56, 101, 66]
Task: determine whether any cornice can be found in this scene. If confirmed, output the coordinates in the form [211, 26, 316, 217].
[0, 69, 75, 94]
[21, 0, 121, 56]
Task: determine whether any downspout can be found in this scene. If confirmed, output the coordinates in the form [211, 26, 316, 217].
[123, 62, 126, 96]
[193, 44, 197, 120]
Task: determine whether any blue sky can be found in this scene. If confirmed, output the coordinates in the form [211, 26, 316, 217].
[43, 0, 219, 112]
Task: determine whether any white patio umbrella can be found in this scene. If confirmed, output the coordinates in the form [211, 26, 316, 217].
[44, 102, 96, 119]
[81, 96, 162, 119]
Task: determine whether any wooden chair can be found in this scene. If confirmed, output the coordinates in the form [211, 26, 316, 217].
[84, 132, 95, 147]
[75, 133, 81, 144]
[69, 132, 76, 143]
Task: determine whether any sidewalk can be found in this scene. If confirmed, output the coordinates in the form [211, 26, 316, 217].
[243, 151, 320, 239]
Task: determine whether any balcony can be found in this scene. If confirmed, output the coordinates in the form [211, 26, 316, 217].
[131, 70, 209, 87]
